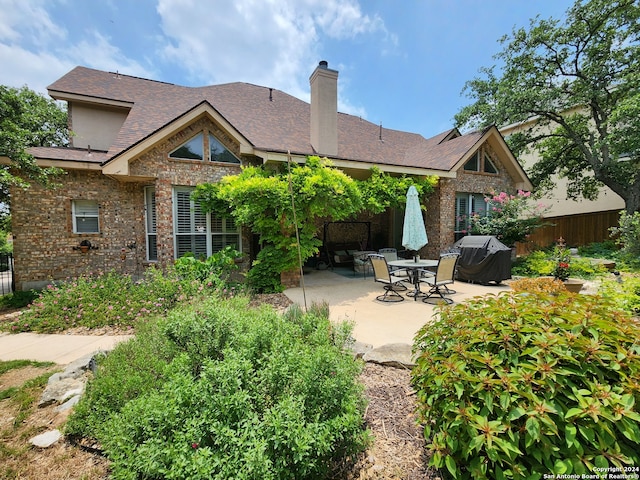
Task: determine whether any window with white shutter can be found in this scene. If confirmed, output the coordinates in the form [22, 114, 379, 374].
[72, 200, 99, 233]
[173, 187, 240, 259]
[455, 193, 487, 241]
[145, 187, 157, 261]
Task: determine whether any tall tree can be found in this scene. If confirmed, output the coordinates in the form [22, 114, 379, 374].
[455, 0, 640, 213]
[0, 85, 68, 204]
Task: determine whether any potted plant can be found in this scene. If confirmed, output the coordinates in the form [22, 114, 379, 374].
[553, 237, 583, 293]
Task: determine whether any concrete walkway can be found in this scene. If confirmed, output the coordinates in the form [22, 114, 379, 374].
[0, 332, 132, 365]
[0, 269, 510, 365]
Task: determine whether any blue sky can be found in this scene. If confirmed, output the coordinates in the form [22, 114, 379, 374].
[0, 0, 572, 138]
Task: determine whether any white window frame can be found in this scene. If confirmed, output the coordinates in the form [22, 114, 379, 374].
[172, 186, 241, 259]
[72, 200, 100, 234]
[144, 187, 157, 261]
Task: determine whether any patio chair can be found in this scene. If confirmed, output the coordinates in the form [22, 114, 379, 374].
[379, 247, 410, 278]
[368, 254, 408, 302]
[419, 252, 460, 304]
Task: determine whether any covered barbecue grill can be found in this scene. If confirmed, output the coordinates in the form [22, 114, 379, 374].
[452, 235, 512, 284]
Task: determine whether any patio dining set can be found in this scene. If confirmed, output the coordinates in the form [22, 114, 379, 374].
[366, 250, 460, 305]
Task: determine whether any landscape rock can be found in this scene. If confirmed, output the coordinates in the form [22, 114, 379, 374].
[30, 429, 62, 448]
[349, 340, 373, 359]
[362, 343, 416, 368]
[55, 394, 81, 412]
[39, 351, 105, 407]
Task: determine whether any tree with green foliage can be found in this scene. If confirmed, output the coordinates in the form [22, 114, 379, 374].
[0, 85, 68, 205]
[194, 157, 436, 292]
[455, 0, 640, 214]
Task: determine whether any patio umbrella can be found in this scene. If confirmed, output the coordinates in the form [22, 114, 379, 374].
[402, 185, 428, 252]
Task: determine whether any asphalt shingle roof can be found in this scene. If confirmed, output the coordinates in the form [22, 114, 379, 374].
[44, 66, 487, 172]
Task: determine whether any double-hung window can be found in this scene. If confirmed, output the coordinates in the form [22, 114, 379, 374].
[173, 187, 240, 258]
[72, 200, 99, 233]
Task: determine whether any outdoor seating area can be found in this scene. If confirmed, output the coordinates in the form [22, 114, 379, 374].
[284, 266, 511, 348]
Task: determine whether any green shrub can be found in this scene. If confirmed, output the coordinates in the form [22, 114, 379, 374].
[598, 273, 640, 316]
[3, 264, 240, 333]
[577, 241, 619, 259]
[6, 268, 181, 333]
[511, 249, 607, 279]
[412, 292, 640, 479]
[174, 246, 243, 289]
[0, 290, 38, 312]
[66, 296, 368, 479]
[610, 210, 640, 259]
[65, 318, 178, 437]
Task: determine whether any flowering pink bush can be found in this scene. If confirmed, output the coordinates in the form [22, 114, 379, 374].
[469, 190, 548, 246]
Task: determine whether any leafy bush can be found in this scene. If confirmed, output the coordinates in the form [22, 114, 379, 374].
[508, 276, 567, 295]
[412, 292, 640, 479]
[598, 273, 640, 316]
[2, 263, 243, 333]
[174, 246, 243, 288]
[66, 296, 368, 479]
[468, 190, 548, 247]
[577, 241, 619, 259]
[511, 249, 607, 279]
[5, 268, 181, 333]
[0, 290, 37, 312]
[610, 210, 640, 259]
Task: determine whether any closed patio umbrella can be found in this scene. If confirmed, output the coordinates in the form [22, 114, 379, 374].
[402, 185, 428, 252]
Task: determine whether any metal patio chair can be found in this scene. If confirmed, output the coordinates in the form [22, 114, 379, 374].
[419, 252, 460, 304]
[368, 254, 408, 302]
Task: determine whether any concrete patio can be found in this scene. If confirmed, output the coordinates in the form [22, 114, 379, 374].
[0, 268, 511, 366]
[284, 268, 512, 348]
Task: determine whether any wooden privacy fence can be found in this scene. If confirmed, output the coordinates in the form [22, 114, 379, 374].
[517, 209, 621, 255]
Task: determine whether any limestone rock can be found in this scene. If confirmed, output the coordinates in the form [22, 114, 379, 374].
[363, 343, 416, 368]
[350, 341, 373, 359]
[30, 429, 62, 448]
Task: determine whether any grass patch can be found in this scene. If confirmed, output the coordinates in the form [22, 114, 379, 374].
[0, 360, 54, 376]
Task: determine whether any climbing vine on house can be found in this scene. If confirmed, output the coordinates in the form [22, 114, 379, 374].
[193, 157, 437, 292]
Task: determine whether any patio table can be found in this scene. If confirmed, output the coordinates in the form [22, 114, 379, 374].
[388, 258, 438, 301]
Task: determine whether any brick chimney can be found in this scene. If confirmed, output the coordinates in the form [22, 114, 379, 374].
[309, 60, 338, 156]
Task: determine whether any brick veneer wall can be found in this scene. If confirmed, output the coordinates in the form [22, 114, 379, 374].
[12, 118, 248, 290]
[11, 170, 146, 290]
[425, 158, 516, 259]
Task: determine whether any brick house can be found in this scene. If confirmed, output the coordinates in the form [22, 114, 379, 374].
[9, 61, 531, 291]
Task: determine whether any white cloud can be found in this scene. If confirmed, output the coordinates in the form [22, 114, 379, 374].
[0, 0, 65, 46]
[65, 31, 155, 80]
[0, 0, 154, 93]
[0, 43, 73, 93]
[156, 0, 386, 108]
[0, 0, 387, 118]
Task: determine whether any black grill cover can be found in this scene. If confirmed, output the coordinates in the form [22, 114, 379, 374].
[452, 235, 512, 284]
